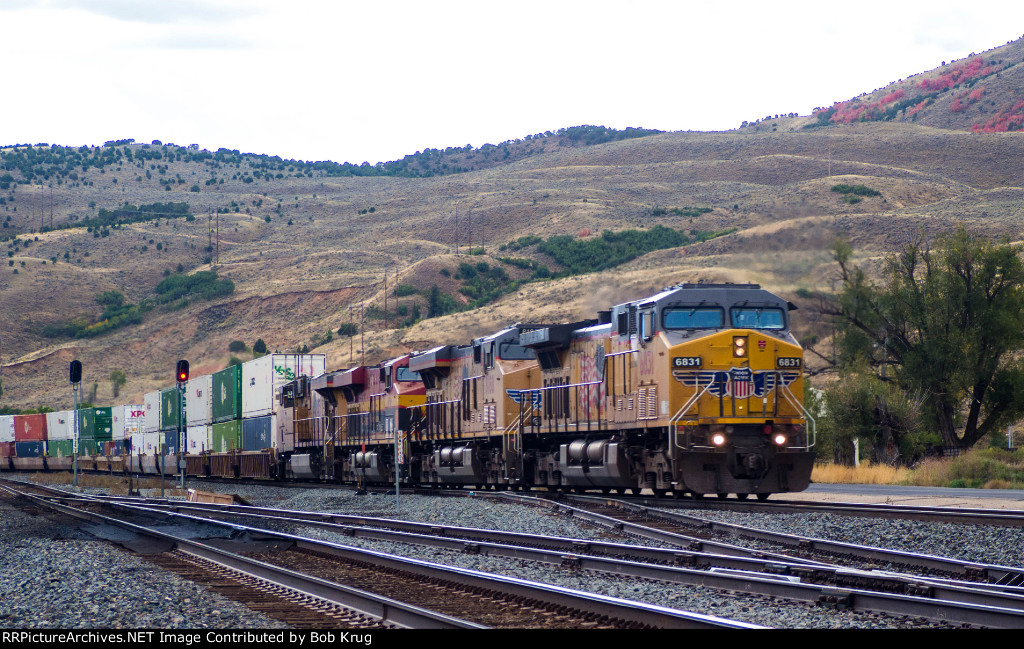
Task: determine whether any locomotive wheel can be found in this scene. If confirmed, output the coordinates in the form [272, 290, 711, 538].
[652, 489, 667, 498]
[716, 492, 728, 499]
[736, 493, 750, 500]
[757, 493, 771, 501]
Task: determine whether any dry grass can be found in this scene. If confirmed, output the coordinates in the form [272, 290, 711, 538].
[812, 462, 912, 485]
[814, 447, 1024, 489]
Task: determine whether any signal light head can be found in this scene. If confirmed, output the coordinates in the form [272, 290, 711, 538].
[733, 336, 747, 358]
[176, 359, 189, 383]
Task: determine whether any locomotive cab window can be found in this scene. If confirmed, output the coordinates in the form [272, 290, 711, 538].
[662, 307, 724, 330]
[395, 367, 421, 382]
[498, 342, 535, 360]
[730, 307, 785, 330]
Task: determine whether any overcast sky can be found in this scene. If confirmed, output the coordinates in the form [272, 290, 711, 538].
[3, 1, 1024, 164]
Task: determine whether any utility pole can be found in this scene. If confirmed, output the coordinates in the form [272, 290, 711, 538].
[453, 200, 458, 255]
[383, 266, 388, 331]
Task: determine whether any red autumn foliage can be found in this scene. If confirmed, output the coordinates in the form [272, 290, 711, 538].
[951, 87, 986, 114]
[919, 57, 999, 92]
[971, 98, 1024, 133]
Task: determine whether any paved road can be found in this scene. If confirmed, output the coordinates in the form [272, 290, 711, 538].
[805, 483, 1024, 501]
[794, 483, 1024, 509]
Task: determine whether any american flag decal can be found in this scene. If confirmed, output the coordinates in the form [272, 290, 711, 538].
[673, 369, 799, 398]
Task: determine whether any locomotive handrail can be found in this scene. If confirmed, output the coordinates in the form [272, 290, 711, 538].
[669, 381, 715, 451]
[778, 376, 816, 450]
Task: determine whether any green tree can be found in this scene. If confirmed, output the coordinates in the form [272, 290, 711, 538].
[228, 340, 247, 353]
[253, 338, 267, 354]
[336, 323, 358, 337]
[830, 227, 1024, 450]
[109, 369, 127, 399]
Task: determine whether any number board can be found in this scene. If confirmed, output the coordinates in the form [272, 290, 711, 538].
[777, 357, 802, 368]
[673, 356, 703, 368]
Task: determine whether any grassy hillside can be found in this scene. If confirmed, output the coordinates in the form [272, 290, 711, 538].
[3, 106, 1024, 410]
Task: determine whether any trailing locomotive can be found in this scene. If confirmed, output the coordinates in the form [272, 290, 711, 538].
[2, 283, 814, 499]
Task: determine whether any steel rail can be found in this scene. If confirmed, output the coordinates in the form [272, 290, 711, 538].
[1, 482, 760, 629]
[624, 493, 1024, 528]
[515, 493, 1024, 586]
[99, 498, 1024, 620]
[0, 482, 484, 630]
[16, 483, 1024, 627]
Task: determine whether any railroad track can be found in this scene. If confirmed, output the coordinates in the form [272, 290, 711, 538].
[0, 479, 756, 629]
[501, 492, 1024, 586]
[587, 492, 1024, 527]
[7, 478, 1024, 628]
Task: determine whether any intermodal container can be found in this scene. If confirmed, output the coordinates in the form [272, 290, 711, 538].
[78, 408, 113, 440]
[46, 411, 75, 441]
[160, 388, 182, 431]
[242, 354, 326, 419]
[211, 420, 242, 453]
[212, 365, 242, 423]
[186, 375, 213, 426]
[15, 441, 45, 457]
[47, 440, 74, 458]
[242, 416, 273, 451]
[113, 405, 144, 440]
[0, 442, 14, 458]
[14, 414, 47, 442]
[79, 439, 102, 456]
[143, 391, 161, 434]
[186, 425, 210, 454]
[163, 428, 180, 455]
[0, 415, 14, 443]
[135, 432, 162, 456]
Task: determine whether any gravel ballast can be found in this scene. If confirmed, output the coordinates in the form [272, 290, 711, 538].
[4, 478, 1021, 629]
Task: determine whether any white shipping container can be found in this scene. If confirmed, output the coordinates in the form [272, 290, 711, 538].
[0, 415, 14, 443]
[143, 391, 161, 434]
[242, 354, 326, 420]
[140, 431, 163, 455]
[45, 411, 75, 441]
[186, 375, 213, 426]
[186, 425, 211, 454]
[123, 405, 144, 438]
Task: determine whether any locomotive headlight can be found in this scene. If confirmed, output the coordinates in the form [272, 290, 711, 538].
[712, 433, 727, 447]
[773, 434, 788, 446]
[733, 336, 747, 358]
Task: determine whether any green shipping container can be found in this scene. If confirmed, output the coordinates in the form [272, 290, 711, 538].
[79, 438, 102, 456]
[211, 420, 241, 453]
[212, 365, 242, 423]
[78, 407, 113, 440]
[160, 388, 182, 431]
[47, 440, 74, 458]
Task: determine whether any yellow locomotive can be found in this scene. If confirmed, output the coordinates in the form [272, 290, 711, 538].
[404, 282, 814, 498]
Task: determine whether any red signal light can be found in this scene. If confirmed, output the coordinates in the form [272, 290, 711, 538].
[176, 359, 189, 383]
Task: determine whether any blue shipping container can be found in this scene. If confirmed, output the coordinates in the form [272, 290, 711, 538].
[242, 416, 272, 451]
[163, 429, 180, 455]
[15, 441, 45, 458]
